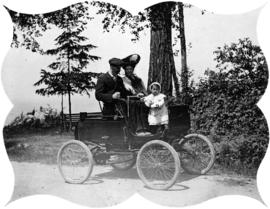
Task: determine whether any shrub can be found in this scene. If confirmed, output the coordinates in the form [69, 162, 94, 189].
[189, 38, 269, 174]
[214, 134, 268, 172]
[3, 105, 61, 137]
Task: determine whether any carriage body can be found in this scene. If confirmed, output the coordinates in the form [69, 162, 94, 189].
[58, 102, 215, 190]
[75, 104, 191, 148]
[75, 113, 127, 148]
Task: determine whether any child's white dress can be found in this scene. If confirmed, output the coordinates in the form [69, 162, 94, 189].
[144, 93, 168, 125]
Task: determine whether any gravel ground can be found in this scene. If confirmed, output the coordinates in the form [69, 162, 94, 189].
[10, 161, 262, 207]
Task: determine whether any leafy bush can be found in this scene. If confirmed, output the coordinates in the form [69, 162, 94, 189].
[3, 105, 61, 137]
[214, 134, 268, 172]
[189, 38, 269, 173]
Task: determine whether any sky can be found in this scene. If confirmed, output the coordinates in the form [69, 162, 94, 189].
[1, 4, 260, 124]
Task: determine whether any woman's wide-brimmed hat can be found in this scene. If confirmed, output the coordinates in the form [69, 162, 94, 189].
[122, 54, 141, 68]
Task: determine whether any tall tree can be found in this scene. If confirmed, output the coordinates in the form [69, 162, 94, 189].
[7, 2, 102, 130]
[91, 1, 200, 97]
[35, 29, 100, 130]
[147, 3, 175, 96]
[91, 1, 177, 95]
[8, 1, 204, 97]
[33, 69, 67, 130]
[178, 2, 188, 97]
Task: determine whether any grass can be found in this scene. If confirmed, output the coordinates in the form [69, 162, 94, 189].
[4, 131, 258, 178]
[5, 131, 74, 164]
[208, 163, 257, 178]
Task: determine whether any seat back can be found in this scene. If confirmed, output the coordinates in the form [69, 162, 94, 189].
[168, 104, 190, 135]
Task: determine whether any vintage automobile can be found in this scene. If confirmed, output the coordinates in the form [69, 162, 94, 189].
[57, 96, 215, 190]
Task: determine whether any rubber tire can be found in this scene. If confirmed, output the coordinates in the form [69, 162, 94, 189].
[57, 140, 94, 184]
[137, 140, 180, 190]
[178, 134, 215, 175]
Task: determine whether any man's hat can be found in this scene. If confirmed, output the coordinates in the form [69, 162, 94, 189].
[109, 58, 124, 67]
[122, 54, 141, 68]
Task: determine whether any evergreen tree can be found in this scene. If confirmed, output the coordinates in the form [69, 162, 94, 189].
[32, 2, 100, 130]
[35, 29, 100, 130]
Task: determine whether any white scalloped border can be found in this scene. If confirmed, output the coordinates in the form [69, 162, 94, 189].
[0, 1, 270, 209]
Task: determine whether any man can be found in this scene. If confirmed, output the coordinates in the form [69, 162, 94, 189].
[95, 58, 131, 116]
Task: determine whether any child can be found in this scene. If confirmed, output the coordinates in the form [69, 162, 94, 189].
[141, 82, 169, 133]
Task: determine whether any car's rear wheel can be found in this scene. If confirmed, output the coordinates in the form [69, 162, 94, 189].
[174, 134, 215, 175]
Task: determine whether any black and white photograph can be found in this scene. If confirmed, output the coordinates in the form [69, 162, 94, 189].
[0, 0, 270, 208]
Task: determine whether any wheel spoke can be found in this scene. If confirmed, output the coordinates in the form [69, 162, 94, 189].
[174, 134, 215, 175]
[137, 140, 180, 190]
[58, 141, 93, 184]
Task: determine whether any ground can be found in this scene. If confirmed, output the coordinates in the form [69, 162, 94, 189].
[5, 132, 263, 207]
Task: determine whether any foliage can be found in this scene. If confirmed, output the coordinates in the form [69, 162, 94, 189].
[91, 1, 201, 95]
[32, 6, 101, 131]
[7, 2, 91, 52]
[34, 29, 101, 97]
[7, 1, 198, 47]
[190, 38, 269, 172]
[34, 70, 99, 97]
[3, 105, 61, 137]
[8, 2, 101, 97]
[214, 135, 268, 173]
[90, 1, 200, 43]
[90, 1, 149, 41]
[8, 1, 197, 96]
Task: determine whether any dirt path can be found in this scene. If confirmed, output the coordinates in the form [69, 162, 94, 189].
[10, 161, 261, 207]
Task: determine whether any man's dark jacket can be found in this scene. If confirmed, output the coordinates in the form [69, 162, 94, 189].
[95, 72, 130, 115]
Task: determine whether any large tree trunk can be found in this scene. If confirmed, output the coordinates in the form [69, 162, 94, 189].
[67, 44, 72, 131]
[68, 90, 72, 131]
[147, 2, 175, 96]
[61, 93, 64, 132]
[179, 2, 188, 96]
[172, 67, 181, 97]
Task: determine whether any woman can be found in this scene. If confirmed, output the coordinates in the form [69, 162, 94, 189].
[121, 54, 149, 133]
[121, 54, 147, 97]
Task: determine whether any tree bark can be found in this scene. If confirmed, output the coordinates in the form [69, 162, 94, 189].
[179, 2, 188, 96]
[68, 89, 72, 131]
[147, 2, 175, 96]
[172, 66, 181, 97]
[67, 41, 72, 131]
[61, 93, 64, 132]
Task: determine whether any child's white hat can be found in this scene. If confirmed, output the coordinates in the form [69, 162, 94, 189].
[149, 82, 161, 90]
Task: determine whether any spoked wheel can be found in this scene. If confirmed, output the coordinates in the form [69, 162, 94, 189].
[175, 134, 215, 175]
[57, 140, 94, 184]
[137, 140, 180, 190]
[111, 152, 136, 171]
